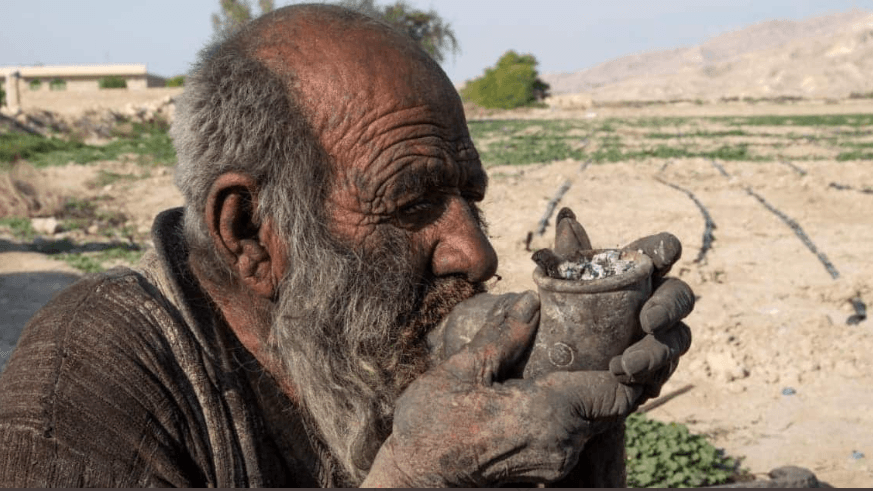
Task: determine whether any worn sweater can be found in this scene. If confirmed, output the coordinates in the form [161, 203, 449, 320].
[0, 208, 337, 487]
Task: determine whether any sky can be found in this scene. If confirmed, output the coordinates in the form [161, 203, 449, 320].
[2, 0, 871, 85]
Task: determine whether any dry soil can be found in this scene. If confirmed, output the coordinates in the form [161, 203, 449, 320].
[1, 102, 871, 487]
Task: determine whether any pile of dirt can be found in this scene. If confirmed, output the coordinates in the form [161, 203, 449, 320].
[0, 163, 67, 219]
[1, 96, 175, 142]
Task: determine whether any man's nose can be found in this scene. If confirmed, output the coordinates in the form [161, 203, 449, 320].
[430, 197, 498, 283]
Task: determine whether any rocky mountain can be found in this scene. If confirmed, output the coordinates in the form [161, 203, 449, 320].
[542, 9, 873, 101]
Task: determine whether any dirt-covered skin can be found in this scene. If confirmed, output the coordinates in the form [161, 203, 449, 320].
[1, 101, 872, 486]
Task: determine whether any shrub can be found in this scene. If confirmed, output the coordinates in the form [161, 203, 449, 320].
[99, 76, 127, 89]
[0, 84, 5, 106]
[49, 78, 66, 91]
[625, 413, 739, 487]
[461, 51, 550, 109]
[165, 75, 185, 87]
[29, 79, 42, 90]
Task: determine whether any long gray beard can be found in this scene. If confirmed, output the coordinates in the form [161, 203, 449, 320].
[270, 230, 484, 486]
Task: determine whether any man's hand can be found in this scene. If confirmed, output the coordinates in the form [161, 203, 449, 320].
[363, 292, 643, 487]
[608, 232, 693, 406]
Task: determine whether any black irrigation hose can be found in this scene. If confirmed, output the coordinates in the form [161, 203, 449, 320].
[655, 177, 716, 264]
[535, 180, 572, 236]
[742, 187, 841, 280]
[829, 182, 873, 195]
[847, 297, 868, 325]
[533, 160, 591, 238]
[780, 160, 807, 176]
[709, 159, 730, 178]
[708, 159, 841, 279]
[708, 159, 867, 325]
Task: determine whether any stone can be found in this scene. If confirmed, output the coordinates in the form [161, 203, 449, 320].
[709, 465, 822, 488]
[31, 217, 61, 235]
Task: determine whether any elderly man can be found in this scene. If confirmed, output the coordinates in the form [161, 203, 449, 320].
[0, 4, 693, 487]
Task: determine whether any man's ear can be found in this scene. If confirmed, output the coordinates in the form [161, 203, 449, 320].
[204, 172, 286, 299]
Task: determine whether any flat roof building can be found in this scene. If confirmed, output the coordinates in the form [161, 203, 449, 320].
[1, 64, 167, 110]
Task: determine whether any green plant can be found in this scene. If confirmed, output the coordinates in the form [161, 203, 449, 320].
[836, 150, 873, 161]
[166, 75, 185, 87]
[212, 0, 274, 36]
[461, 51, 550, 109]
[59, 246, 144, 273]
[60, 253, 104, 273]
[91, 170, 137, 188]
[625, 413, 739, 488]
[728, 114, 873, 127]
[0, 217, 36, 240]
[59, 198, 98, 219]
[29, 79, 42, 91]
[0, 119, 176, 168]
[49, 78, 66, 91]
[99, 76, 127, 89]
[646, 129, 747, 139]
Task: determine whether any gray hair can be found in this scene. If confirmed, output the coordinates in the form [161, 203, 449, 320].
[170, 14, 331, 286]
[170, 4, 471, 485]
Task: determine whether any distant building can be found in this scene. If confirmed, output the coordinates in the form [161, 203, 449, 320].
[1, 64, 166, 110]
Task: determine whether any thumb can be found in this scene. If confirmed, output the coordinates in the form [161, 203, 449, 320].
[555, 207, 592, 258]
[450, 290, 540, 385]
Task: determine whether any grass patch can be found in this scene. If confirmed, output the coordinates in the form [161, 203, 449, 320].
[624, 117, 689, 128]
[483, 137, 586, 165]
[58, 246, 144, 273]
[590, 144, 756, 163]
[837, 141, 873, 149]
[836, 150, 873, 161]
[0, 217, 36, 240]
[725, 114, 873, 127]
[468, 119, 588, 166]
[647, 129, 747, 139]
[0, 120, 176, 168]
[91, 169, 139, 188]
[466, 116, 867, 166]
[626, 413, 743, 488]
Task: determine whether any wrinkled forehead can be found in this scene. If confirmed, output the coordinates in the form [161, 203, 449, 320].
[250, 15, 464, 139]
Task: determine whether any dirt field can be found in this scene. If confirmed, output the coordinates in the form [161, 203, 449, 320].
[1, 100, 871, 487]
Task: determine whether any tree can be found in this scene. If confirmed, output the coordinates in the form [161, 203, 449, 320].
[212, 0, 274, 36]
[339, 0, 460, 64]
[461, 51, 551, 109]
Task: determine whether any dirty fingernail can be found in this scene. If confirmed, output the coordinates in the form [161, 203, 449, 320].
[557, 207, 576, 222]
[609, 355, 624, 375]
[509, 291, 539, 323]
[644, 304, 669, 333]
[623, 350, 652, 376]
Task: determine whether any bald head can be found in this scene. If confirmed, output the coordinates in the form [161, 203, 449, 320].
[238, 4, 462, 158]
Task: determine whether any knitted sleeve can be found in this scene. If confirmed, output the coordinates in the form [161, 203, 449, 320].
[0, 272, 205, 487]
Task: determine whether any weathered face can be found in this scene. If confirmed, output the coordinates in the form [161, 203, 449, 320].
[256, 17, 498, 284]
[252, 14, 498, 484]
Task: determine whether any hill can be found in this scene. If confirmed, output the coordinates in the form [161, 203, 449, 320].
[542, 9, 873, 101]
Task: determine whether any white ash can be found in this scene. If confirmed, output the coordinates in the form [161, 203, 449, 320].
[557, 250, 635, 280]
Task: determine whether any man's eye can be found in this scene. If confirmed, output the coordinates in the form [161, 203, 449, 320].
[394, 195, 446, 229]
[401, 200, 438, 215]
